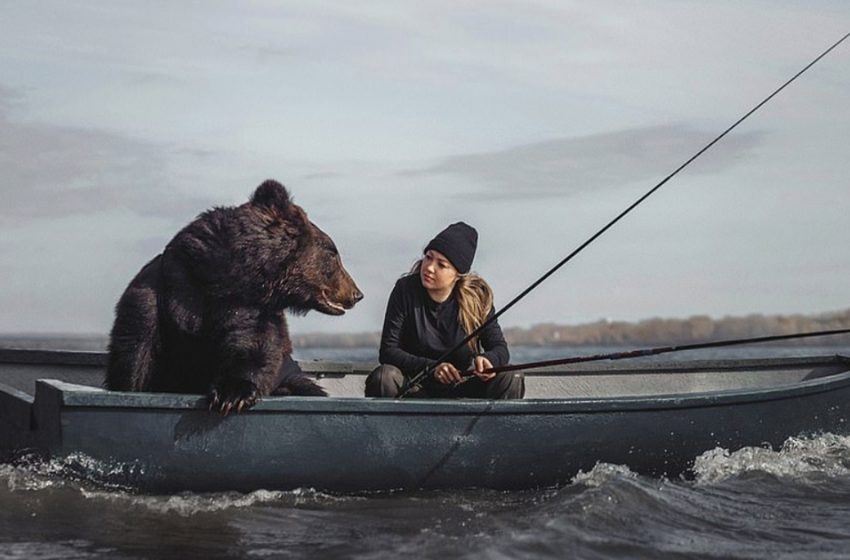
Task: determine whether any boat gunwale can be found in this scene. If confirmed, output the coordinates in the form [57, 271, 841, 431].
[32, 358, 850, 415]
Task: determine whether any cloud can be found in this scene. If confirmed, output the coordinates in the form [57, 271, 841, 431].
[0, 85, 214, 225]
[403, 125, 766, 199]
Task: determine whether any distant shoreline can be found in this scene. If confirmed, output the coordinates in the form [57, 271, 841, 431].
[291, 308, 850, 348]
[2, 309, 849, 351]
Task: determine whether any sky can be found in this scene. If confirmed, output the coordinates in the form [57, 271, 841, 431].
[1, 1, 848, 336]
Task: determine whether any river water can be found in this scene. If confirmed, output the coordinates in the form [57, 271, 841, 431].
[2, 343, 850, 559]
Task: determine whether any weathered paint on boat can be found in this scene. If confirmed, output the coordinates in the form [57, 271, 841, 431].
[2, 349, 849, 492]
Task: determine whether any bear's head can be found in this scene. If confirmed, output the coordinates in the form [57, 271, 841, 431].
[249, 180, 363, 316]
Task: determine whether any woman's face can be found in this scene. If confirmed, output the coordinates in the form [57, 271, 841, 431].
[420, 249, 459, 295]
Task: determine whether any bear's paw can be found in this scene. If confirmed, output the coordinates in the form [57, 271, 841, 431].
[208, 378, 261, 415]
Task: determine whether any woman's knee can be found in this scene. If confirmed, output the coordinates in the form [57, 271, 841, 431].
[365, 364, 405, 397]
[487, 370, 525, 400]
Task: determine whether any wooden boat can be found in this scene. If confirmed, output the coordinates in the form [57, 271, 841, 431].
[2, 348, 849, 493]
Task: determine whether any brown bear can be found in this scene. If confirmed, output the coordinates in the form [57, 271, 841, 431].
[105, 179, 362, 414]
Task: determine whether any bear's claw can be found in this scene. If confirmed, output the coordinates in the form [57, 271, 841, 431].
[208, 380, 260, 416]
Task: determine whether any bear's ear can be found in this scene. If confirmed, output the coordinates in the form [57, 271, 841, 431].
[251, 180, 291, 212]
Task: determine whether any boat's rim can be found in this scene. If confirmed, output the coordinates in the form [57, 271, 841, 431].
[30, 361, 850, 415]
[6, 350, 850, 414]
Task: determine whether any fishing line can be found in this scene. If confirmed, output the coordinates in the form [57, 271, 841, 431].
[399, 31, 850, 398]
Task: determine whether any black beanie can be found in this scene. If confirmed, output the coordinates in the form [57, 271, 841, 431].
[424, 222, 478, 274]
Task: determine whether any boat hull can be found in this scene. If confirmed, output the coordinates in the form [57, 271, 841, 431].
[12, 363, 850, 493]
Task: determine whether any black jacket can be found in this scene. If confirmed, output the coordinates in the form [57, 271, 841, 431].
[378, 274, 510, 377]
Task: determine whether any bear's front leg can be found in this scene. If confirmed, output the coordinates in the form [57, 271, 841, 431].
[207, 308, 286, 415]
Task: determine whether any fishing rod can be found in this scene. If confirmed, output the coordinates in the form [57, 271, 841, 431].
[455, 328, 850, 377]
[398, 31, 850, 399]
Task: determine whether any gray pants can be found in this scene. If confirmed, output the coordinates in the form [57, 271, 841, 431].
[364, 364, 525, 400]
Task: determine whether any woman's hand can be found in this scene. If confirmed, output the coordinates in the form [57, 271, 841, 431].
[473, 355, 496, 381]
[434, 362, 462, 384]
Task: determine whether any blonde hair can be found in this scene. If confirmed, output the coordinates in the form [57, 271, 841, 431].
[410, 260, 494, 351]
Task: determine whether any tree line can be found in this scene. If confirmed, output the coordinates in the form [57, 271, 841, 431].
[291, 308, 850, 348]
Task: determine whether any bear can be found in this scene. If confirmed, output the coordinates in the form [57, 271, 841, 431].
[105, 179, 363, 414]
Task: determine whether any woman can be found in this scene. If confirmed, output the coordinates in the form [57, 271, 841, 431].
[365, 222, 524, 399]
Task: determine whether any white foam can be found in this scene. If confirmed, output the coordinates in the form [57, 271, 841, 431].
[1, 452, 145, 493]
[81, 487, 290, 516]
[571, 462, 637, 487]
[693, 432, 850, 483]
[1, 453, 358, 516]
[83, 486, 361, 516]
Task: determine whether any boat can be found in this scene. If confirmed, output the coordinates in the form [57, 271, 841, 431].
[1, 348, 849, 493]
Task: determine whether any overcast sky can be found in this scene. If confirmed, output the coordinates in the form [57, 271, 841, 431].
[1, 1, 848, 336]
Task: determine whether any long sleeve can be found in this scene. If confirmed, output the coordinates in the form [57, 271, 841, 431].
[378, 281, 437, 376]
[478, 307, 510, 368]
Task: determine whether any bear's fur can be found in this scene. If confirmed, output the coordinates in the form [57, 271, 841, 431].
[105, 180, 363, 413]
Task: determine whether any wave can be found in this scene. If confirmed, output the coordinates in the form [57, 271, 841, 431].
[5, 432, 850, 494]
[4, 435, 850, 559]
[0, 454, 359, 517]
[693, 432, 850, 483]
[79, 487, 352, 517]
[471, 435, 850, 559]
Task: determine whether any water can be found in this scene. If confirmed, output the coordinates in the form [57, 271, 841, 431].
[4, 438, 850, 559]
[3, 343, 850, 559]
